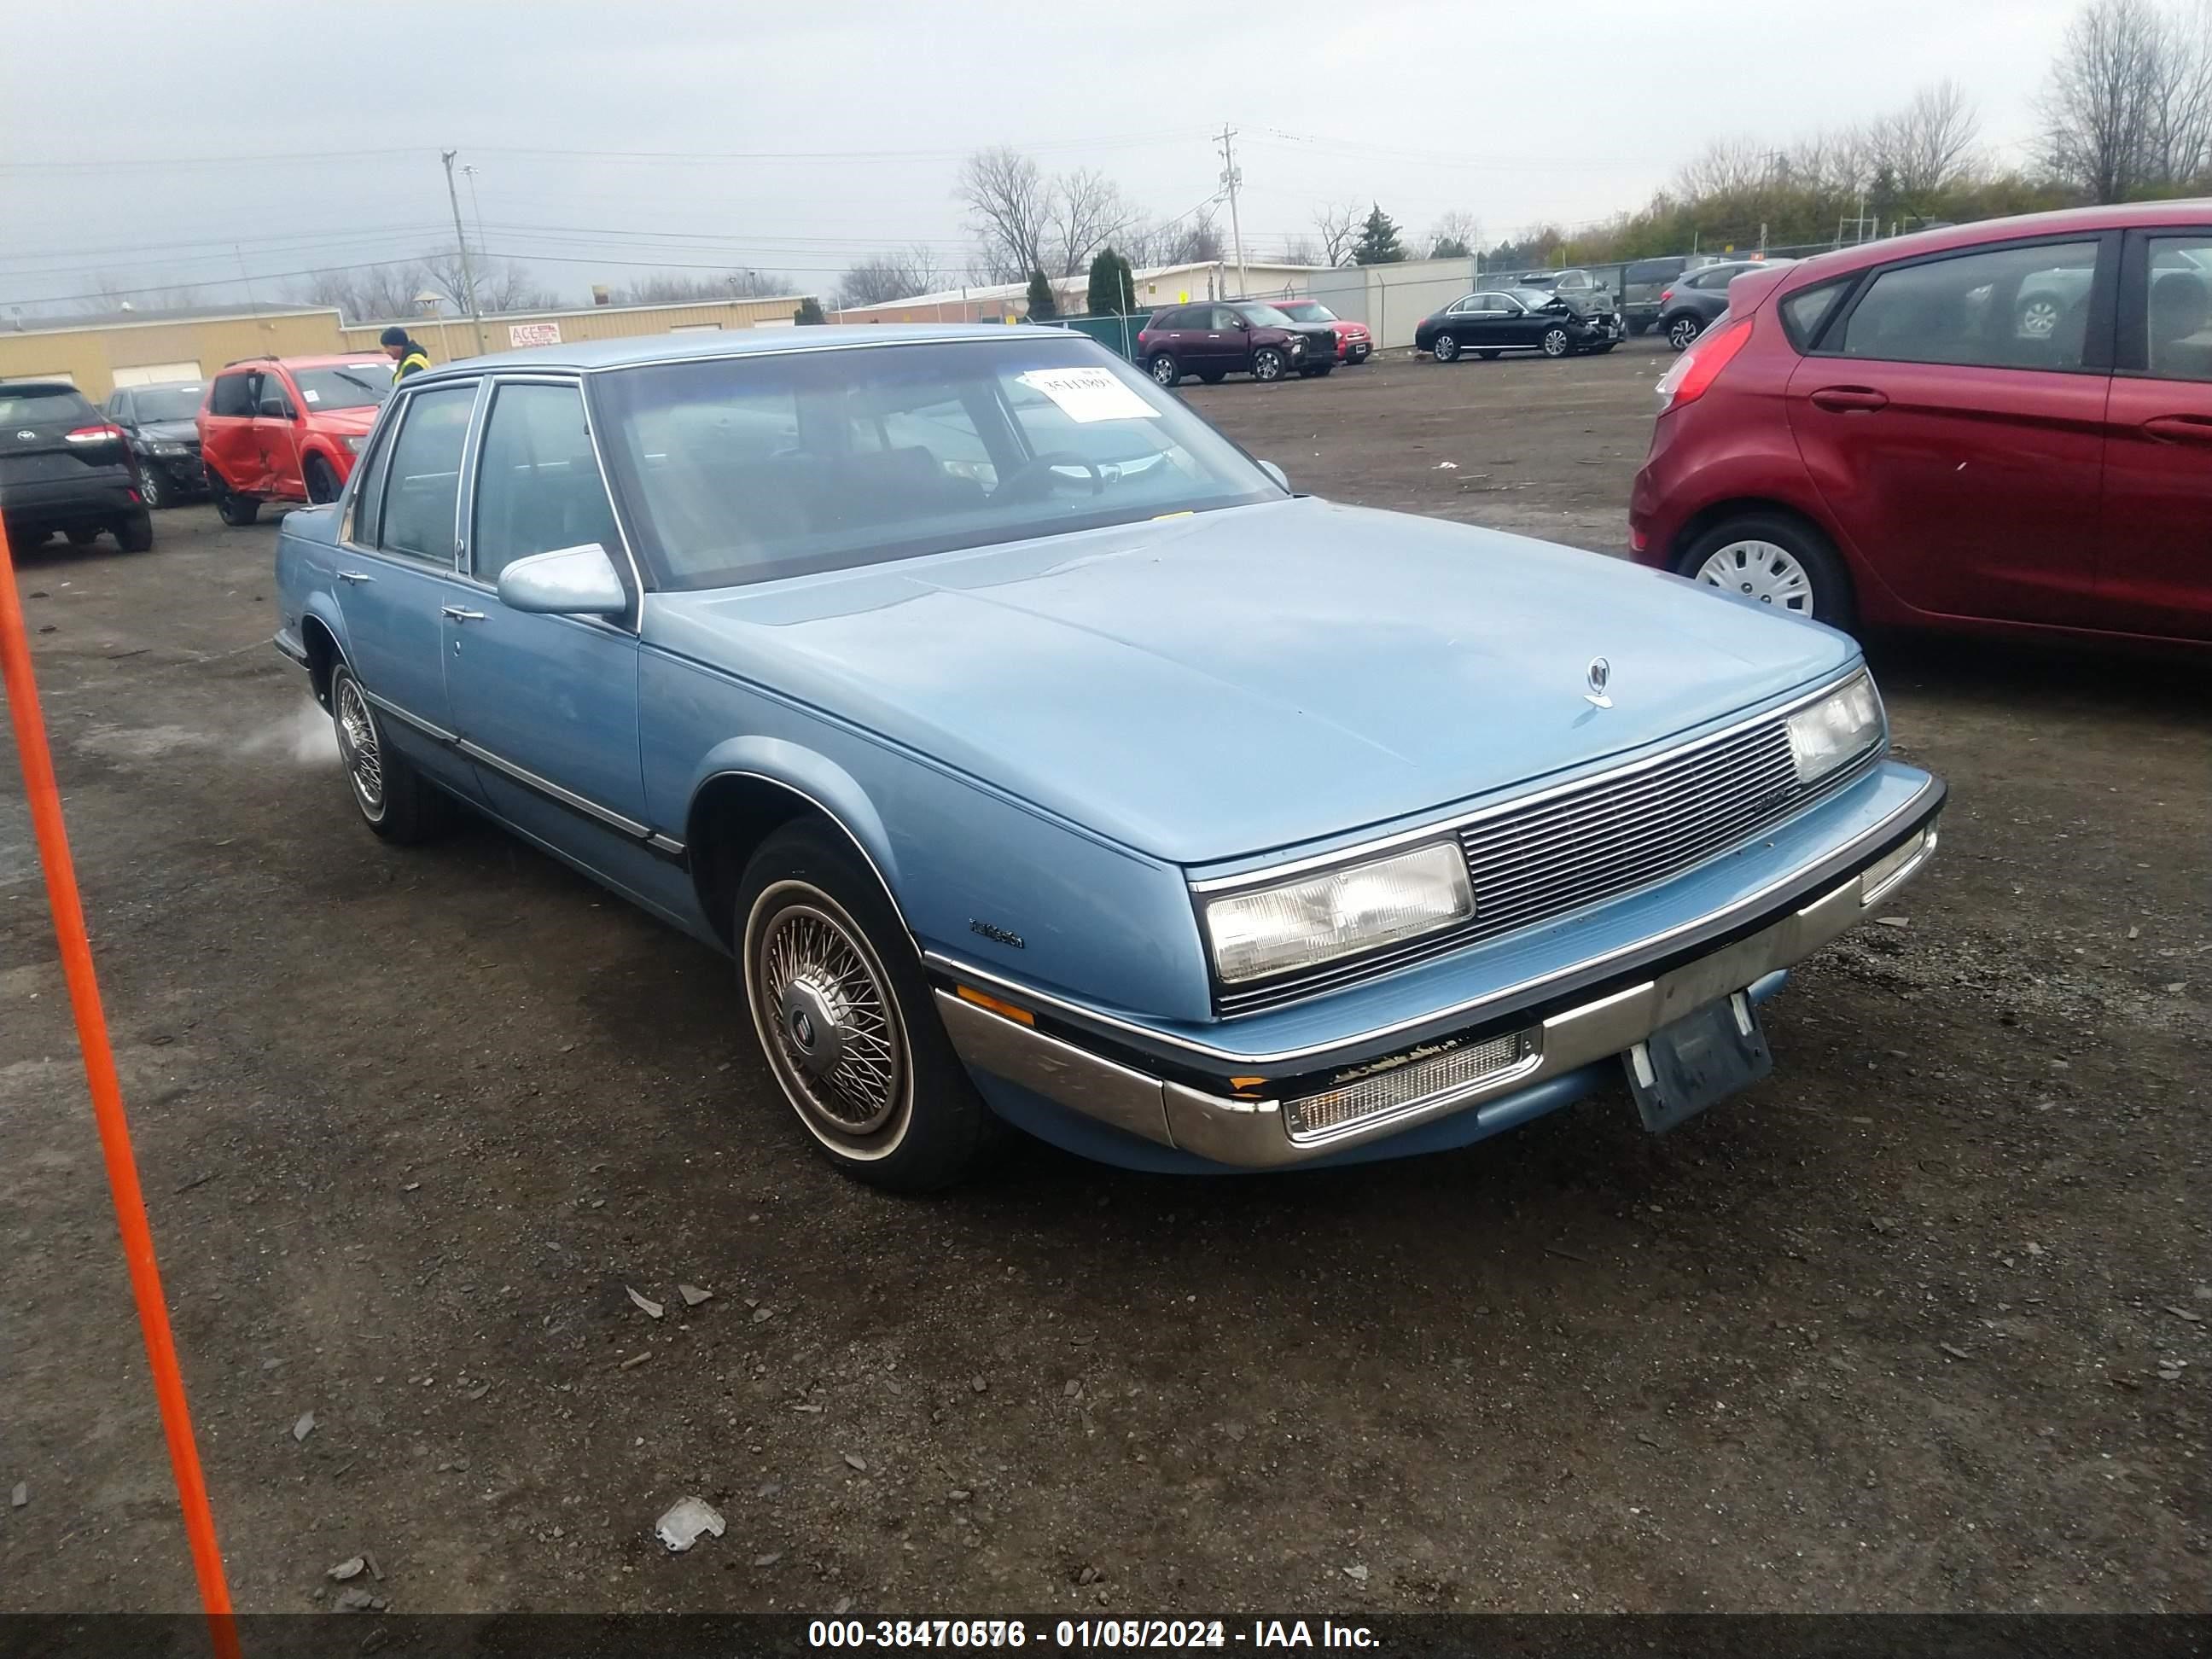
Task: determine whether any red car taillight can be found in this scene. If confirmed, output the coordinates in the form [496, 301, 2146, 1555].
[1655, 314, 1754, 413]
[1658, 288, 1674, 305]
[65, 423, 125, 445]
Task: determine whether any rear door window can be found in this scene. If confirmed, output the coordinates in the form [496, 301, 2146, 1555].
[377, 383, 476, 562]
[1835, 240, 2103, 370]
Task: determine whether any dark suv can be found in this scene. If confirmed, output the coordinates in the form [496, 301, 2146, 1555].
[0, 380, 152, 552]
[1136, 303, 1334, 386]
[104, 380, 208, 509]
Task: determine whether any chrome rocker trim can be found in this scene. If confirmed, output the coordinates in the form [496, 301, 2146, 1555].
[936, 812, 1941, 1170]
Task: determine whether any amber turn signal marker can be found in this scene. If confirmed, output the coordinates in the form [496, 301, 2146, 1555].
[1231, 1076, 1267, 1091]
[956, 986, 1034, 1026]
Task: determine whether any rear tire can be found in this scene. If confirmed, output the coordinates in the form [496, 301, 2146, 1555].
[66, 526, 100, 547]
[1675, 511, 1856, 632]
[329, 662, 448, 843]
[209, 470, 259, 526]
[116, 512, 154, 553]
[1300, 363, 1334, 377]
[1197, 370, 1225, 384]
[736, 820, 997, 1193]
[1476, 350, 1502, 360]
[1148, 353, 1181, 387]
[1431, 334, 1461, 363]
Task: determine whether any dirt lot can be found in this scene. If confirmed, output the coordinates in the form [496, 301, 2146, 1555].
[2, 337, 2205, 1616]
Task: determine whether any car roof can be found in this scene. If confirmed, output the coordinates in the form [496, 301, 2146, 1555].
[218, 353, 388, 372]
[405, 323, 1053, 383]
[0, 378, 84, 394]
[1786, 198, 2212, 282]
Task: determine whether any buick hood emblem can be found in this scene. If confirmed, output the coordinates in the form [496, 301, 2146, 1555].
[1585, 656, 1613, 708]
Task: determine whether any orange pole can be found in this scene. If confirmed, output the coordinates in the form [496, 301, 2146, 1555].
[0, 516, 240, 1658]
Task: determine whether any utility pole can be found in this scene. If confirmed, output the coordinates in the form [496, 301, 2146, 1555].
[441, 149, 486, 354]
[462, 164, 490, 271]
[1216, 125, 1248, 301]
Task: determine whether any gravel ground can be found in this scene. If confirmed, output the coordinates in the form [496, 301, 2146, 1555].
[1, 335, 2205, 1615]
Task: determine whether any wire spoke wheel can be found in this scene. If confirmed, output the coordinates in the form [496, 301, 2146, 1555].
[333, 675, 385, 819]
[748, 887, 911, 1154]
[1696, 538, 1814, 614]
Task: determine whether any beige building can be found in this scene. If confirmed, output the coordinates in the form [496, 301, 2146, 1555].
[833, 260, 1330, 326]
[1, 294, 818, 400]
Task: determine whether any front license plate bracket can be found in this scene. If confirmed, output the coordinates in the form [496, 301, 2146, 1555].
[1624, 991, 1773, 1134]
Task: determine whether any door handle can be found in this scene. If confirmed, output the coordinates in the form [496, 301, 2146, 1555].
[440, 605, 486, 621]
[1810, 387, 1889, 413]
[2140, 414, 2212, 445]
[335, 570, 374, 585]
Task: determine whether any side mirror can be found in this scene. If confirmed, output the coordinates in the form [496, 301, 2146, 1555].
[1258, 460, 1289, 492]
[497, 542, 628, 617]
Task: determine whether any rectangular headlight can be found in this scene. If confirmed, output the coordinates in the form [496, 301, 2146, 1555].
[1785, 673, 1883, 785]
[1204, 841, 1473, 986]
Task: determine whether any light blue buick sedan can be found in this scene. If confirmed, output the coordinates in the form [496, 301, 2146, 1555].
[273, 325, 1943, 1190]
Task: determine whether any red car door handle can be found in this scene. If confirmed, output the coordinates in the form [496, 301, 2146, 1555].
[2140, 414, 2212, 445]
[1810, 387, 1889, 412]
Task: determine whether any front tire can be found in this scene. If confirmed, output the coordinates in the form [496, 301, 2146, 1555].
[1541, 327, 1571, 358]
[136, 461, 166, 509]
[329, 662, 447, 842]
[1431, 334, 1461, 363]
[304, 454, 341, 505]
[1676, 512, 1855, 631]
[1148, 353, 1181, 387]
[1197, 370, 1225, 384]
[1251, 347, 1287, 382]
[737, 821, 995, 1192]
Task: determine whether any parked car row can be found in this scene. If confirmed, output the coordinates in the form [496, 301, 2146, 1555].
[1137, 300, 1371, 387]
[1631, 201, 2212, 647]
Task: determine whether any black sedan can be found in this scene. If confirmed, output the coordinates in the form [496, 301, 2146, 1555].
[1414, 288, 1621, 362]
[104, 381, 208, 508]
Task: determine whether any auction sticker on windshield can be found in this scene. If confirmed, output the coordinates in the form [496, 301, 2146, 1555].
[1016, 368, 1159, 423]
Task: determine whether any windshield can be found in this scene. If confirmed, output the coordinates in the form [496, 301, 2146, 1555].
[290, 364, 393, 410]
[1272, 300, 1333, 323]
[1237, 304, 1295, 327]
[132, 385, 205, 422]
[592, 337, 1281, 592]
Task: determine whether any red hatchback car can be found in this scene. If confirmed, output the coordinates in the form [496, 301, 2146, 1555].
[197, 354, 393, 524]
[1630, 202, 2212, 648]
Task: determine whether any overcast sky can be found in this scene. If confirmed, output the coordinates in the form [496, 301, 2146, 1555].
[2, 0, 2082, 316]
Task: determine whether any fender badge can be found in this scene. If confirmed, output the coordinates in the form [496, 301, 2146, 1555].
[1585, 656, 1613, 709]
[969, 919, 1026, 950]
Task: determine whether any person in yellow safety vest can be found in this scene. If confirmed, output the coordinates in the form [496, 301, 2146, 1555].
[379, 325, 432, 381]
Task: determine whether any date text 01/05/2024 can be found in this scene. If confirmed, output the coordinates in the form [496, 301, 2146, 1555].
[806, 1619, 1380, 1649]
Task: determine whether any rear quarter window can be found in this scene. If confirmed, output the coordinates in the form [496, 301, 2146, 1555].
[1780, 277, 1857, 351]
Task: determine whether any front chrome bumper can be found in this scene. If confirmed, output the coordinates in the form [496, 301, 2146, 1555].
[938, 812, 1940, 1171]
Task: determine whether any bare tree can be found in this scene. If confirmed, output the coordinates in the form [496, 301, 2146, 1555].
[1426, 209, 1482, 259]
[957, 146, 1054, 282]
[610, 269, 795, 306]
[2038, 0, 2171, 200]
[1868, 80, 1983, 195]
[421, 251, 563, 313]
[289, 263, 439, 324]
[1049, 167, 1138, 276]
[2146, 0, 2212, 183]
[1674, 137, 1773, 198]
[1313, 201, 1362, 265]
[837, 246, 949, 308]
[1277, 235, 1323, 265]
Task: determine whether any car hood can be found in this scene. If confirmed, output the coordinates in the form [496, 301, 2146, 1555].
[304, 405, 381, 436]
[646, 498, 1857, 865]
[140, 419, 201, 445]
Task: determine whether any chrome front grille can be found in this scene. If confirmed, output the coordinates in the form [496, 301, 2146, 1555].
[1456, 720, 1798, 942]
[1284, 1028, 1535, 1141]
[1212, 697, 1873, 1017]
